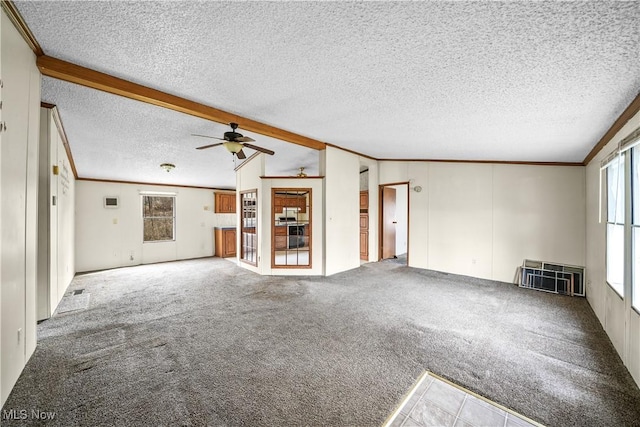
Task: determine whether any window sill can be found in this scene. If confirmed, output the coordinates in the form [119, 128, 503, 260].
[606, 281, 624, 299]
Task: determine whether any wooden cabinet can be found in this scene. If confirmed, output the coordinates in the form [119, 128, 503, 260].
[296, 196, 307, 213]
[273, 194, 307, 213]
[360, 214, 368, 229]
[360, 191, 369, 260]
[274, 225, 288, 250]
[274, 196, 283, 214]
[215, 192, 236, 213]
[214, 227, 236, 257]
[360, 191, 369, 210]
[360, 231, 369, 259]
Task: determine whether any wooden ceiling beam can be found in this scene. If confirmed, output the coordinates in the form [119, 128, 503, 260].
[36, 55, 327, 151]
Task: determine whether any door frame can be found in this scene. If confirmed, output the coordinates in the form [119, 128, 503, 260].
[378, 182, 410, 264]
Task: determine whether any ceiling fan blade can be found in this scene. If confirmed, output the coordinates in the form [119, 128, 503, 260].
[196, 142, 224, 150]
[191, 134, 225, 140]
[236, 149, 247, 159]
[235, 136, 255, 143]
[243, 143, 275, 156]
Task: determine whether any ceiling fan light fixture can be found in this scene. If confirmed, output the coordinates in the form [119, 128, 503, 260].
[160, 163, 175, 172]
[224, 141, 243, 154]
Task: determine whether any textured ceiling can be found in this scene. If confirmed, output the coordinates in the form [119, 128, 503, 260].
[14, 1, 640, 187]
[42, 77, 319, 189]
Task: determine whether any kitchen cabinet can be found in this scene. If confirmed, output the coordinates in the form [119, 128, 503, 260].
[360, 191, 369, 260]
[273, 194, 306, 213]
[296, 196, 307, 213]
[360, 191, 369, 210]
[274, 225, 288, 250]
[215, 192, 236, 213]
[214, 227, 236, 257]
[360, 231, 369, 259]
[360, 214, 368, 229]
[274, 196, 282, 214]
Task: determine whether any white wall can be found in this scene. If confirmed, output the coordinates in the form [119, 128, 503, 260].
[38, 107, 75, 320]
[236, 153, 265, 274]
[324, 147, 360, 275]
[0, 8, 41, 406]
[380, 161, 585, 283]
[428, 163, 494, 278]
[492, 164, 586, 281]
[75, 180, 234, 272]
[407, 163, 429, 267]
[585, 109, 640, 387]
[1, 12, 3, 406]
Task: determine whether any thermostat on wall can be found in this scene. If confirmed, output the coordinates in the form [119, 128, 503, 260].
[104, 197, 119, 208]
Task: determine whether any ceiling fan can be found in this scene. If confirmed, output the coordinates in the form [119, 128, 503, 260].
[192, 123, 275, 159]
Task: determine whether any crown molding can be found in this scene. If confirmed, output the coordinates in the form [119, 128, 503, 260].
[583, 92, 640, 166]
[1, 0, 44, 56]
[324, 142, 377, 161]
[76, 177, 226, 191]
[377, 158, 584, 167]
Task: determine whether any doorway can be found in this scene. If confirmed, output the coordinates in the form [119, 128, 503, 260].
[359, 167, 370, 262]
[379, 182, 409, 264]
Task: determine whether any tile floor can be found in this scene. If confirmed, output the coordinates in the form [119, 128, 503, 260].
[384, 372, 542, 427]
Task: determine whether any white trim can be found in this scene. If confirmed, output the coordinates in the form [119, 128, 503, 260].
[600, 167, 603, 224]
[600, 126, 640, 170]
[619, 127, 640, 153]
[601, 149, 620, 170]
[601, 153, 625, 224]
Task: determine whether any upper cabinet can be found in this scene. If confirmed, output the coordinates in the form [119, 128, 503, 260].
[214, 192, 236, 213]
[273, 194, 307, 213]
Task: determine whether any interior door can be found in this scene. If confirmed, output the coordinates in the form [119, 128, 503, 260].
[381, 187, 396, 259]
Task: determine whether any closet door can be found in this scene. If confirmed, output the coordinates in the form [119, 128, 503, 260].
[1, 9, 29, 402]
[0, 8, 41, 405]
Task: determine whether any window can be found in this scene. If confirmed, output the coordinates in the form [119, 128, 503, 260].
[142, 195, 175, 242]
[606, 155, 624, 296]
[272, 189, 311, 268]
[633, 148, 640, 310]
[603, 128, 640, 305]
[241, 190, 258, 265]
